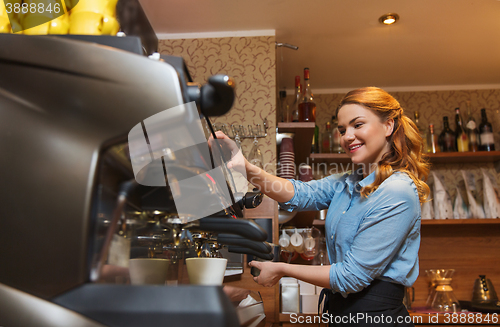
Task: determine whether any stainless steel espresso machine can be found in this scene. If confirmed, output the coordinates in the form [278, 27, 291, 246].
[0, 34, 272, 327]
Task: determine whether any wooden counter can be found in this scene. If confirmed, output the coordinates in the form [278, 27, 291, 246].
[278, 312, 499, 326]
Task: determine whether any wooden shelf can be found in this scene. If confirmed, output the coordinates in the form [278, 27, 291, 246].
[277, 122, 315, 166]
[309, 153, 350, 164]
[426, 150, 500, 164]
[277, 122, 316, 134]
[312, 219, 325, 226]
[310, 151, 500, 165]
[421, 218, 500, 225]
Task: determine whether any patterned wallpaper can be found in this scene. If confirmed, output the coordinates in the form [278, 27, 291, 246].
[158, 36, 277, 173]
[302, 89, 500, 202]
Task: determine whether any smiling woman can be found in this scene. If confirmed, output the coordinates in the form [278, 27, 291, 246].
[222, 86, 432, 326]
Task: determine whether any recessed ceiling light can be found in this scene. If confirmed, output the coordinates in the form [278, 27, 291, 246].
[379, 13, 399, 25]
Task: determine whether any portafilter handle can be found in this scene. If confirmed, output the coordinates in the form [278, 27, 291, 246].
[227, 246, 274, 261]
[217, 234, 272, 254]
[197, 217, 267, 242]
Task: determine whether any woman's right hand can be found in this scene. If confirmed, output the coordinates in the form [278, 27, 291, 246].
[209, 131, 248, 175]
[210, 131, 295, 203]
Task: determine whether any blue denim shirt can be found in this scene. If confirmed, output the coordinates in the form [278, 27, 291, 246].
[280, 169, 421, 297]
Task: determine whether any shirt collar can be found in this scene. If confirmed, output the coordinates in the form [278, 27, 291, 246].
[346, 168, 377, 194]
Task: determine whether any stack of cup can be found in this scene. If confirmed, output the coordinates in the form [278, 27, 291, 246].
[279, 137, 295, 179]
[298, 165, 313, 182]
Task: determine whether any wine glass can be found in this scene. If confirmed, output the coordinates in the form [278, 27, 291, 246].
[247, 125, 264, 169]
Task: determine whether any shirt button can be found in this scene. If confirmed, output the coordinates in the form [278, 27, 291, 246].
[331, 235, 334, 240]
[342, 211, 346, 214]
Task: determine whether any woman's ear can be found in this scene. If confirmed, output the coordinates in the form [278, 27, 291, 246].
[384, 118, 395, 137]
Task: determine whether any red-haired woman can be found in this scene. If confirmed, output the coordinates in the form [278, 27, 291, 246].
[217, 87, 429, 326]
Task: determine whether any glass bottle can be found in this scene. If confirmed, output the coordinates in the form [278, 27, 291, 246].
[454, 107, 469, 152]
[414, 111, 428, 153]
[331, 115, 343, 153]
[291, 76, 300, 122]
[427, 124, 440, 153]
[311, 125, 319, 153]
[278, 90, 288, 122]
[465, 101, 479, 152]
[298, 68, 316, 122]
[321, 122, 332, 153]
[479, 108, 495, 151]
[439, 116, 456, 152]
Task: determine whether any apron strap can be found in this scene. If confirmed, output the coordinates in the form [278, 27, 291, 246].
[318, 288, 332, 315]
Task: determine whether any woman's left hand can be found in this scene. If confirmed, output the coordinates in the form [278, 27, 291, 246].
[250, 261, 285, 287]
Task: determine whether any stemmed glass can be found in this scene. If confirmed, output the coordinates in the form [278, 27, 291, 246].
[247, 125, 263, 169]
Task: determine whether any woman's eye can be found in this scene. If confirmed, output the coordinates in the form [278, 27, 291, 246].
[355, 123, 363, 128]
[339, 130, 345, 136]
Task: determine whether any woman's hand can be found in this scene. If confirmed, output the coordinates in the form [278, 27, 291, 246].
[209, 132, 295, 203]
[249, 261, 286, 287]
[209, 131, 248, 175]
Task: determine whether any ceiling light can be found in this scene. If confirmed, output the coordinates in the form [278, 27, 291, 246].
[379, 13, 399, 25]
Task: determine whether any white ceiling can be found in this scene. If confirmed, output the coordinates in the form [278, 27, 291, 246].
[139, 0, 500, 93]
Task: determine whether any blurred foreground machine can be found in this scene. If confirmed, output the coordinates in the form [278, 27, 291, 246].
[0, 34, 270, 327]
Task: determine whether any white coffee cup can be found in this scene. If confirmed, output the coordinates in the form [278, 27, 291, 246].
[129, 258, 170, 285]
[186, 257, 227, 285]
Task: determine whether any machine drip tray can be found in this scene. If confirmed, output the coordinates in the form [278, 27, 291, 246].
[53, 284, 240, 327]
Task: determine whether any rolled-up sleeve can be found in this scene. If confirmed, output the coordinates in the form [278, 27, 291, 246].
[329, 178, 420, 295]
[279, 173, 348, 212]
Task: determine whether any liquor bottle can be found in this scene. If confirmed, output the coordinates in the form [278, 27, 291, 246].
[331, 115, 343, 153]
[454, 108, 469, 152]
[278, 90, 288, 122]
[427, 124, 440, 153]
[321, 122, 332, 153]
[479, 108, 495, 151]
[311, 125, 319, 153]
[291, 76, 300, 122]
[298, 68, 316, 122]
[413, 111, 428, 153]
[439, 116, 456, 152]
[465, 101, 479, 152]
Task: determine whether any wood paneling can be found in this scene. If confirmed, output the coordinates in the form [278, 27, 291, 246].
[414, 224, 500, 307]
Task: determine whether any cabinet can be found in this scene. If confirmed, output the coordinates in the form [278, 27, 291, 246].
[276, 122, 500, 325]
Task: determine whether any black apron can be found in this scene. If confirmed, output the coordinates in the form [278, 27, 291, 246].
[318, 279, 414, 327]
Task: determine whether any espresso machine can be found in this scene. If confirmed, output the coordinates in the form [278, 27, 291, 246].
[0, 34, 272, 327]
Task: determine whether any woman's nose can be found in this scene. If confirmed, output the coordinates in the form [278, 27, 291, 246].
[344, 128, 355, 141]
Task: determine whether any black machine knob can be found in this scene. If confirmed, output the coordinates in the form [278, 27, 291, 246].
[237, 189, 264, 210]
[199, 74, 235, 117]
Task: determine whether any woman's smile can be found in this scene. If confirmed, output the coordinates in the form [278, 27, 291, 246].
[348, 143, 364, 152]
